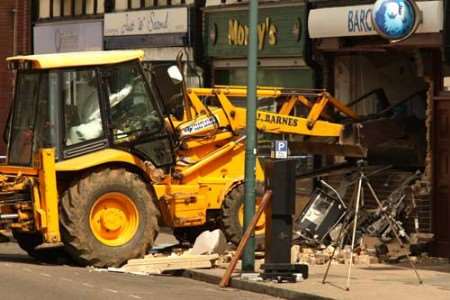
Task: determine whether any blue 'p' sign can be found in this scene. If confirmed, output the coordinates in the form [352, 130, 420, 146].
[273, 140, 288, 159]
[276, 140, 287, 152]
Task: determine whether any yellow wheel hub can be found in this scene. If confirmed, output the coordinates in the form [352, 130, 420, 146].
[89, 192, 139, 246]
[238, 198, 266, 236]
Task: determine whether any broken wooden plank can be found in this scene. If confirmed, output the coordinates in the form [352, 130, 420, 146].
[114, 253, 219, 275]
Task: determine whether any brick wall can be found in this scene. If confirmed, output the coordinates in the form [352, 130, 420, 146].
[0, 0, 31, 155]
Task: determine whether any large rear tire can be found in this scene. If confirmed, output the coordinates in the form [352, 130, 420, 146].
[220, 182, 266, 250]
[60, 167, 159, 267]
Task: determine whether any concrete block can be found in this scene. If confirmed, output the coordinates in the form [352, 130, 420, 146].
[190, 229, 227, 255]
[410, 233, 434, 244]
[355, 254, 379, 265]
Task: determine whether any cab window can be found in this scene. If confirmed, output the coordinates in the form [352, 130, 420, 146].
[103, 62, 163, 141]
[62, 69, 104, 146]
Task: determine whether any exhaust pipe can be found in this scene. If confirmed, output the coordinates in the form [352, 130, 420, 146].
[0, 213, 19, 220]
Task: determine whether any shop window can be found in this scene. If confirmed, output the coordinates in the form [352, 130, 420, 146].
[86, 0, 95, 14]
[115, 0, 128, 10]
[97, 0, 105, 13]
[75, 1, 83, 15]
[144, 0, 154, 7]
[40, 0, 104, 19]
[63, 0, 72, 16]
[39, 0, 51, 18]
[214, 67, 315, 145]
[215, 68, 314, 90]
[131, 0, 141, 8]
[53, 0, 61, 17]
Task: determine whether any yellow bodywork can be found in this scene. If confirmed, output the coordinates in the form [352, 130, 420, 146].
[0, 66, 358, 243]
[150, 86, 358, 228]
[7, 50, 144, 70]
[55, 148, 148, 172]
[0, 149, 60, 242]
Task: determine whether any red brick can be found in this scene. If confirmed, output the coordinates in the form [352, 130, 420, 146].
[0, 1, 31, 154]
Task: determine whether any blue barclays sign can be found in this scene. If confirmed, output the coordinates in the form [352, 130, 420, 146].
[347, 8, 373, 33]
[308, 1, 442, 39]
[372, 0, 422, 41]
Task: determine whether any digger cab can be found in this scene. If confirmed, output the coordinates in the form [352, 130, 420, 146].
[6, 50, 176, 168]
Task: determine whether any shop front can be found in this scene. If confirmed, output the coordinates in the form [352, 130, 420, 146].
[204, 1, 318, 210]
[104, 6, 202, 86]
[308, 0, 448, 258]
[33, 19, 103, 54]
[204, 2, 315, 89]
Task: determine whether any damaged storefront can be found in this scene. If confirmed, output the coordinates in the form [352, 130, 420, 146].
[306, 0, 448, 258]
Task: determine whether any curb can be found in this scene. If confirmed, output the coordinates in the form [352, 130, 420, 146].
[182, 269, 332, 300]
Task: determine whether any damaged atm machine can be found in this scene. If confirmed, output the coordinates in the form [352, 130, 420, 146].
[293, 0, 450, 261]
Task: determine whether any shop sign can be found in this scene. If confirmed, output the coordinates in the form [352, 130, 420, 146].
[372, 0, 422, 42]
[104, 7, 188, 36]
[33, 20, 103, 54]
[308, 0, 443, 39]
[205, 5, 307, 57]
[227, 17, 278, 50]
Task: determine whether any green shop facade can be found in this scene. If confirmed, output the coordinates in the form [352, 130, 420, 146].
[203, 2, 315, 89]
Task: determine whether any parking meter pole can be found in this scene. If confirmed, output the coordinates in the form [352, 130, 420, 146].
[242, 0, 259, 273]
[262, 158, 309, 282]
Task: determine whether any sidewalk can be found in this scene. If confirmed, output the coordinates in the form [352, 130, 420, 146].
[183, 261, 450, 300]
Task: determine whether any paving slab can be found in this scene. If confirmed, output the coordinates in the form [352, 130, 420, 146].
[184, 262, 450, 300]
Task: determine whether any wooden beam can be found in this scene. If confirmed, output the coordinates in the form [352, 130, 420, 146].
[71, 0, 75, 16]
[60, 0, 64, 16]
[115, 254, 219, 274]
[50, 0, 54, 18]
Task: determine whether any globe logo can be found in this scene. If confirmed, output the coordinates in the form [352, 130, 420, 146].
[372, 0, 419, 41]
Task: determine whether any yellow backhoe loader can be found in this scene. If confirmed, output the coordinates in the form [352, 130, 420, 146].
[0, 50, 361, 267]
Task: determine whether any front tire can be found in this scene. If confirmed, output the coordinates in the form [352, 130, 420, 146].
[60, 167, 159, 267]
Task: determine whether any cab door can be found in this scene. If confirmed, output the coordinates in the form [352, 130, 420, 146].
[100, 60, 175, 168]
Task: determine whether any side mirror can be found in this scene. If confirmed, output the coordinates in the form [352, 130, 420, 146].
[167, 66, 183, 84]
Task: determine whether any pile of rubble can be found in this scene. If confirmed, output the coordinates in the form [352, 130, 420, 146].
[106, 229, 227, 275]
[291, 233, 434, 266]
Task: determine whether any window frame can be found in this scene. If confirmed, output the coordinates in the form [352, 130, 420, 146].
[7, 70, 42, 166]
[98, 60, 176, 168]
[60, 66, 110, 159]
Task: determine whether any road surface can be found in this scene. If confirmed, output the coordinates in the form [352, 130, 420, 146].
[0, 232, 275, 300]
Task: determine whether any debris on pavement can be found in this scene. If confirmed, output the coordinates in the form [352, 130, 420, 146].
[104, 230, 227, 275]
[190, 229, 227, 255]
[109, 252, 219, 275]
